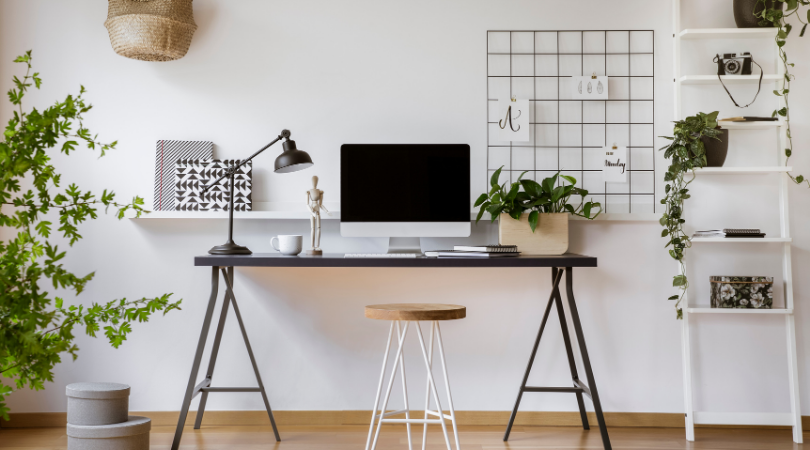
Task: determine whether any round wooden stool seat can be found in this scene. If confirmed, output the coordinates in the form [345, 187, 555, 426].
[365, 303, 466, 321]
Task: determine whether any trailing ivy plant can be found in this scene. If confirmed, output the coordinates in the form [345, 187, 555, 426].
[474, 167, 601, 232]
[0, 51, 182, 420]
[660, 111, 721, 319]
[755, 0, 810, 187]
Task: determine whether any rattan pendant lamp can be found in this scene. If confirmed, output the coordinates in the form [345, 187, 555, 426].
[105, 0, 197, 62]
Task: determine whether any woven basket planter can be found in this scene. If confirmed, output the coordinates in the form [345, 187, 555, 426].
[105, 0, 197, 62]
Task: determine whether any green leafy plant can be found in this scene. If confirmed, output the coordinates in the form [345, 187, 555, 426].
[659, 111, 722, 319]
[754, 0, 810, 187]
[0, 51, 182, 420]
[474, 167, 601, 231]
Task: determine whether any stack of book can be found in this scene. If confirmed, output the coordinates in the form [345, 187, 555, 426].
[425, 245, 519, 258]
[692, 229, 766, 239]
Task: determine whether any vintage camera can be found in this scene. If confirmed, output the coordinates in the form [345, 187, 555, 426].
[715, 53, 753, 76]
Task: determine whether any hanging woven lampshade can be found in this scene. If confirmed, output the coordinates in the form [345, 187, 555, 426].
[104, 0, 197, 62]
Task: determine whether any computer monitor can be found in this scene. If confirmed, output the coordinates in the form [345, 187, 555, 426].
[340, 144, 471, 253]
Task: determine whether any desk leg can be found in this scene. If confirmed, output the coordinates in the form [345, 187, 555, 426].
[565, 267, 611, 450]
[503, 268, 564, 441]
[220, 268, 281, 441]
[553, 268, 590, 431]
[171, 267, 220, 450]
[194, 267, 233, 429]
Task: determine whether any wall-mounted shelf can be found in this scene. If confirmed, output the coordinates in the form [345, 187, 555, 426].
[678, 28, 778, 40]
[691, 237, 791, 243]
[131, 211, 661, 222]
[687, 307, 792, 315]
[678, 74, 781, 85]
[718, 121, 783, 130]
[693, 166, 792, 174]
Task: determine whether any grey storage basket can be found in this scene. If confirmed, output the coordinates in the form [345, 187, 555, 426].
[66, 382, 130, 426]
[67, 416, 151, 450]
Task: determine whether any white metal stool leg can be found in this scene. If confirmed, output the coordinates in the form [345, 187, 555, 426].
[415, 322, 453, 450]
[366, 322, 395, 450]
[396, 321, 414, 450]
[436, 322, 461, 450]
[370, 321, 410, 450]
[421, 321, 435, 450]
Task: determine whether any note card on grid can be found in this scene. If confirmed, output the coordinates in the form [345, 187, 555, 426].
[498, 98, 530, 142]
[603, 145, 627, 183]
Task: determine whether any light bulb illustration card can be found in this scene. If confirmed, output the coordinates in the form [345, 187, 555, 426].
[498, 98, 530, 142]
[571, 76, 609, 100]
[603, 145, 627, 183]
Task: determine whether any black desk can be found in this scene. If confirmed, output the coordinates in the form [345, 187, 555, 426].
[171, 253, 611, 450]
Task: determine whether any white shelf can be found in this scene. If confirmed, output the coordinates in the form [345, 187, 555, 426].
[678, 28, 778, 40]
[691, 237, 791, 243]
[693, 166, 792, 174]
[678, 74, 781, 85]
[131, 211, 660, 222]
[687, 307, 793, 315]
[718, 121, 783, 130]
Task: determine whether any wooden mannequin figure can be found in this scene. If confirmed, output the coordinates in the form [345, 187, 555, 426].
[306, 175, 330, 255]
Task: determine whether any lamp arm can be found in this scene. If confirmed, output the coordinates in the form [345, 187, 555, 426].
[201, 130, 290, 192]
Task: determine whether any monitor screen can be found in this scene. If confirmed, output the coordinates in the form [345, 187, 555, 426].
[341, 144, 470, 223]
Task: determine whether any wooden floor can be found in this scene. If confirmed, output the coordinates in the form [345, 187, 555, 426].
[0, 424, 806, 449]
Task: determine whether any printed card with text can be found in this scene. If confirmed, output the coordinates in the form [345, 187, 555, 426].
[498, 99, 530, 142]
[603, 145, 627, 183]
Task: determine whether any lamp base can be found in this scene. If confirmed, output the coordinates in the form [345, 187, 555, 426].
[208, 241, 252, 255]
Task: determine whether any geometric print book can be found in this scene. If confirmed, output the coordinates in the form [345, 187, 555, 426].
[174, 159, 253, 211]
[153, 140, 213, 211]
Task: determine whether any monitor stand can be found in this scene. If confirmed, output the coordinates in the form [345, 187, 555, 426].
[387, 237, 423, 255]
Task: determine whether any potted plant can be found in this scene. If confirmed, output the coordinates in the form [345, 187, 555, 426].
[474, 168, 601, 255]
[659, 111, 723, 319]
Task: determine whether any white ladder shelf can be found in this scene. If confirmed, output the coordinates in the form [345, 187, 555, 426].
[673, 0, 802, 444]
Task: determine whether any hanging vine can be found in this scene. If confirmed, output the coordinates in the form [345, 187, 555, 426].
[756, 0, 810, 187]
[660, 112, 722, 319]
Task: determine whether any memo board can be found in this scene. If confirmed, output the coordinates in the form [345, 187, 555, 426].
[487, 30, 656, 214]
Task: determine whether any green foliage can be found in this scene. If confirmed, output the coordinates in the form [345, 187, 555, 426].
[0, 51, 182, 421]
[659, 112, 721, 319]
[475, 167, 601, 231]
[754, 0, 810, 188]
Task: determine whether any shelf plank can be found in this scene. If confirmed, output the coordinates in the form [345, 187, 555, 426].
[691, 237, 791, 243]
[687, 307, 792, 315]
[693, 166, 792, 174]
[679, 74, 782, 85]
[678, 28, 778, 40]
[132, 211, 661, 221]
[718, 121, 783, 130]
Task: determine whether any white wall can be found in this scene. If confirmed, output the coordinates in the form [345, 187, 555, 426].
[1, 0, 809, 417]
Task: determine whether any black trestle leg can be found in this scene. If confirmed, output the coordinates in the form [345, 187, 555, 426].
[564, 267, 611, 450]
[194, 268, 233, 429]
[220, 268, 281, 442]
[553, 270, 590, 431]
[171, 267, 220, 450]
[503, 268, 564, 441]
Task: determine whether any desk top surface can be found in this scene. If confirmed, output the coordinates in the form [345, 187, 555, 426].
[195, 253, 597, 268]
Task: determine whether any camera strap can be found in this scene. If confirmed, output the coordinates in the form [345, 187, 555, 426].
[714, 54, 763, 108]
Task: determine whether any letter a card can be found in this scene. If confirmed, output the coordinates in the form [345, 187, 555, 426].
[498, 99, 530, 142]
[603, 145, 627, 183]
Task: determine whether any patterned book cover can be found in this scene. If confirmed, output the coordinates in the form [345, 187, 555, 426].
[154, 140, 213, 210]
[174, 159, 253, 211]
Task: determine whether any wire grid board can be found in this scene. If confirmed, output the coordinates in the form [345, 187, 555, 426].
[487, 30, 656, 214]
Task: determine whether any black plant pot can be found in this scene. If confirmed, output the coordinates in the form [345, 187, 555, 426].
[734, 0, 784, 28]
[700, 129, 729, 167]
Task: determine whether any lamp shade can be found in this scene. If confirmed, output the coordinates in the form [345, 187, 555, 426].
[274, 139, 314, 173]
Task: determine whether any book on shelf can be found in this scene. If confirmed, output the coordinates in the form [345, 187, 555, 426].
[425, 250, 520, 258]
[453, 244, 517, 253]
[692, 229, 766, 239]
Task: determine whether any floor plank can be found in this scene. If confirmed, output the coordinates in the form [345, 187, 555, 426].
[0, 424, 806, 449]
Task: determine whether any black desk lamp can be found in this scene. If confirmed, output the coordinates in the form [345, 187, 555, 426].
[202, 129, 313, 255]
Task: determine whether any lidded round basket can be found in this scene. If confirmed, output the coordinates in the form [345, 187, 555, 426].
[104, 0, 197, 62]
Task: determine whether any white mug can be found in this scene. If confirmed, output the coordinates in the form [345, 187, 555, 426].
[271, 235, 303, 256]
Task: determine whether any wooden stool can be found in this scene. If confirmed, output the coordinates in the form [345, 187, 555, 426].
[364, 304, 466, 450]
